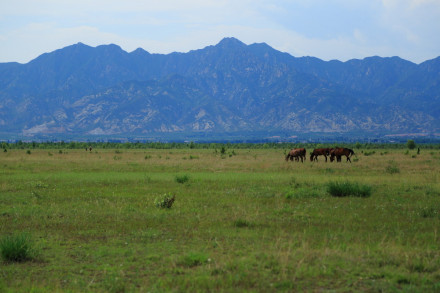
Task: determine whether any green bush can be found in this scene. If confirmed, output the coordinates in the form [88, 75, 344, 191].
[0, 233, 36, 262]
[327, 181, 372, 197]
[154, 193, 175, 209]
[407, 139, 416, 150]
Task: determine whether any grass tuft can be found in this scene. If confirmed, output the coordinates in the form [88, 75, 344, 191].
[327, 181, 372, 197]
[0, 233, 36, 262]
[385, 161, 400, 174]
[178, 252, 209, 267]
[419, 207, 439, 218]
[175, 174, 190, 184]
[233, 219, 253, 228]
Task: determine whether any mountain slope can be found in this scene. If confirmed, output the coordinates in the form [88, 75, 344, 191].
[0, 37, 439, 138]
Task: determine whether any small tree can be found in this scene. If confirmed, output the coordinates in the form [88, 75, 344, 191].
[407, 139, 416, 150]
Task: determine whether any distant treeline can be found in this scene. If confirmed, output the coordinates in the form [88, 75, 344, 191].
[2, 140, 440, 150]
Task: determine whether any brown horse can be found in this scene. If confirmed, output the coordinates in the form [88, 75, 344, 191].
[285, 148, 306, 163]
[330, 147, 355, 163]
[329, 148, 341, 162]
[310, 148, 331, 162]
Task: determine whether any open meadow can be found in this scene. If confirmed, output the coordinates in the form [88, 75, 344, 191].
[1, 146, 440, 292]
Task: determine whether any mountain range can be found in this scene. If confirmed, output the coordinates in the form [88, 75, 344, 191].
[0, 37, 439, 140]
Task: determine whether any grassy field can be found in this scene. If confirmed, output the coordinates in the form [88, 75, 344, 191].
[1, 147, 439, 292]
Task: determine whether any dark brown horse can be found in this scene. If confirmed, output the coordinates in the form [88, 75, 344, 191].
[310, 148, 331, 162]
[330, 147, 355, 163]
[285, 148, 306, 163]
[329, 148, 341, 162]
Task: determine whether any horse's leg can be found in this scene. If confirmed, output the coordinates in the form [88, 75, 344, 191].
[324, 155, 327, 162]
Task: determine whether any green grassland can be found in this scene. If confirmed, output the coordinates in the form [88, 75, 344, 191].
[1, 147, 440, 292]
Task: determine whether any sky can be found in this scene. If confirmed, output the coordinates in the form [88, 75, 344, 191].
[1, 0, 439, 64]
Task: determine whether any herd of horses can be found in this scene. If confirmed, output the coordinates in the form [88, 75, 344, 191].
[285, 147, 355, 163]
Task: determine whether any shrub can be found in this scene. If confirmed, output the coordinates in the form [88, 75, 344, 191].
[154, 193, 175, 209]
[407, 139, 416, 150]
[175, 174, 190, 184]
[327, 181, 372, 197]
[26, 150, 31, 155]
[0, 233, 36, 262]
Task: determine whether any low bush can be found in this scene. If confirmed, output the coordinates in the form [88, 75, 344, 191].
[154, 193, 175, 209]
[0, 233, 36, 262]
[327, 181, 372, 197]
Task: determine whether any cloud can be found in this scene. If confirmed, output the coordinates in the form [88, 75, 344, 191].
[0, 0, 439, 63]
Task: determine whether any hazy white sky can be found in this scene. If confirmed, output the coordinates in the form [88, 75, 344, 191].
[1, 0, 439, 64]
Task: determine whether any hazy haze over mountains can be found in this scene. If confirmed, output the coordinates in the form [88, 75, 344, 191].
[0, 38, 439, 140]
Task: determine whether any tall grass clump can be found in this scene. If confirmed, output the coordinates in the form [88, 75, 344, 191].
[0, 233, 36, 262]
[327, 181, 372, 197]
[175, 174, 190, 184]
